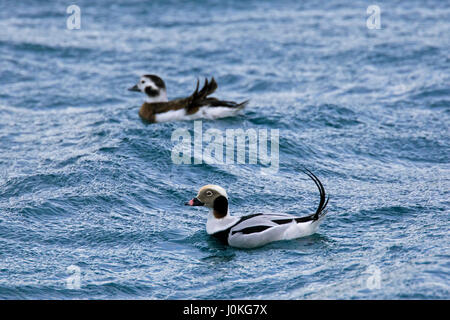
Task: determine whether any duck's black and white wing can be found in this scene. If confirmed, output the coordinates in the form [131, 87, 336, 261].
[227, 213, 322, 248]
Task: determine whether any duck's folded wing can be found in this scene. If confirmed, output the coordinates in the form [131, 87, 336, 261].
[234, 213, 317, 229]
[228, 214, 291, 237]
[227, 213, 320, 248]
[228, 215, 291, 248]
[149, 98, 190, 114]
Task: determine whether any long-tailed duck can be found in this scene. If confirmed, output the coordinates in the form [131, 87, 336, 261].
[128, 74, 248, 123]
[185, 169, 329, 249]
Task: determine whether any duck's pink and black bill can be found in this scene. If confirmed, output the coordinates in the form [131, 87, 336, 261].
[185, 197, 204, 206]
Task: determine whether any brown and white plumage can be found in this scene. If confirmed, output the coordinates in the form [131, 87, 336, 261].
[129, 75, 247, 123]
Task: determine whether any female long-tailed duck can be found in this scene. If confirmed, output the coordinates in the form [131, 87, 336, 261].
[185, 170, 329, 249]
[129, 74, 248, 123]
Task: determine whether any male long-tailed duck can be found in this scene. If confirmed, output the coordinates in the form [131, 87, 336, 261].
[128, 74, 247, 123]
[185, 170, 329, 249]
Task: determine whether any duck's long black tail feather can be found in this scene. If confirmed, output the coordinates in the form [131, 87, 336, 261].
[188, 77, 249, 111]
[207, 99, 249, 109]
[302, 168, 329, 221]
[192, 77, 218, 101]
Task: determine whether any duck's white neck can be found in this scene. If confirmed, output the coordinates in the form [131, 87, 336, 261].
[206, 209, 239, 235]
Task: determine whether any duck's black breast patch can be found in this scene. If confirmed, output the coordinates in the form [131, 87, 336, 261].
[231, 225, 272, 235]
[211, 227, 232, 244]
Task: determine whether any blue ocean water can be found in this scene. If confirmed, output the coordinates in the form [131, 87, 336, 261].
[0, 0, 449, 299]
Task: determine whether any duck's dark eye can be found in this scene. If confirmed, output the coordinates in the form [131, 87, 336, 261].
[206, 191, 213, 197]
[141, 80, 145, 84]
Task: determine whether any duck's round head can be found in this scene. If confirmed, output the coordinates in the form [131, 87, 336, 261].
[185, 185, 229, 219]
[128, 74, 168, 103]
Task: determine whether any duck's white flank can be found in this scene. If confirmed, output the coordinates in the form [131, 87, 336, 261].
[154, 106, 242, 123]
